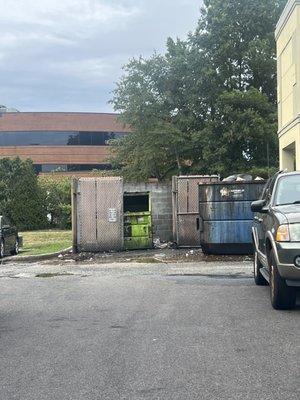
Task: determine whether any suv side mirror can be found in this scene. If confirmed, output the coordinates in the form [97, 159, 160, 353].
[251, 200, 268, 213]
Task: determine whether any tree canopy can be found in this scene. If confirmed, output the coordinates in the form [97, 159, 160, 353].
[0, 158, 73, 231]
[110, 0, 286, 180]
[0, 158, 46, 230]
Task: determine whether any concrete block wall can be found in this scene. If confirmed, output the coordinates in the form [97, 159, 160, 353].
[124, 182, 173, 242]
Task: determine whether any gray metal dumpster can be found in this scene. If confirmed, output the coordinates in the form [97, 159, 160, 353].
[199, 181, 265, 255]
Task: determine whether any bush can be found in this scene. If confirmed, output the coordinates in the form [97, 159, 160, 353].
[38, 176, 71, 229]
[0, 158, 46, 230]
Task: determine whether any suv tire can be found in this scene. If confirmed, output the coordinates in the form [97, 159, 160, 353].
[0, 239, 4, 258]
[254, 250, 268, 286]
[11, 238, 19, 256]
[269, 250, 296, 310]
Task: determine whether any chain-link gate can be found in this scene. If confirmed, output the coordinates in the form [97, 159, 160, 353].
[73, 177, 123, 252]
[172, 176, 219, 247]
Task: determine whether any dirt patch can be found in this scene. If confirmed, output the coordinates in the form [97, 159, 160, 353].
[35, 272, 74, 278]
[47, 248, 253, 266]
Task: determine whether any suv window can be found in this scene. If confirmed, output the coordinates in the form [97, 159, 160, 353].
[274, 175, 300, 206]
[261, 176, 276, 204]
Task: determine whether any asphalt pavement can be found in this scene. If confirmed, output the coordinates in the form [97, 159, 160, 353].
[0, 260, 299, 400]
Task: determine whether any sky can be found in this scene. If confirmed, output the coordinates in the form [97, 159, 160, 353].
[0, 0, 202, 113]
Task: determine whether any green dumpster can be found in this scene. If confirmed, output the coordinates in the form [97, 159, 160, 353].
[123, 193, 152, 250]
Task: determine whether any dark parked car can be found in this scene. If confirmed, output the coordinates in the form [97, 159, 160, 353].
[0, 216, 20, 258]
[251, 171, 300, 310]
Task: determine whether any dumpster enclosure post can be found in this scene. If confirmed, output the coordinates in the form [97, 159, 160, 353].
[71, 178, 78, 254]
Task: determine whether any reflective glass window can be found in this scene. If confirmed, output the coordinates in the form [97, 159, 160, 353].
[34, 164, 112, 172]
[79, 132, 92, 145]
[41, 164, 67, 172]
[0, 131, 128, 146]
[0, 131, 78, 146]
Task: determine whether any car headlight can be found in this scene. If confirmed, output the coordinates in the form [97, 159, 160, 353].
[276, 225, 290, 242]
[289, 224, 300, 242]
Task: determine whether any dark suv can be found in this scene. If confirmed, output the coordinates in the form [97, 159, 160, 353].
[251, 171, 300, 310]
[0, 216, 20, 258]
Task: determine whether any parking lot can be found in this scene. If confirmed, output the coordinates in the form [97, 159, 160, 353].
[0, 260, 299, 400]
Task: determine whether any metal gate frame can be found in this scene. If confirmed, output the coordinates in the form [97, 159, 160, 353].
[172, 175, 219, 248]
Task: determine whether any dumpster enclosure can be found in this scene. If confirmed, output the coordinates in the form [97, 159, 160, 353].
[198, 181, 266, 255]
[72, 178, 173, 252]
[72, 176, 222, 253]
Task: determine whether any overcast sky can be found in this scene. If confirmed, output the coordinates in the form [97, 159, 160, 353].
[0, 0, 201, 113]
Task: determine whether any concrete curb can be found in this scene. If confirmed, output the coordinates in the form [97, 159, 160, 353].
[3, 247, 73, 263]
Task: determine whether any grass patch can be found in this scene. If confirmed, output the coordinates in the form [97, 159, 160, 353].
[18, 230, 72, 256]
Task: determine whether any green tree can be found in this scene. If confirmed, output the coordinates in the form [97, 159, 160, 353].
[192, 0, 286, 100]
[111, 0, 286, 180]
[111, 42, 201, 180]
[187, 0, 285, 175]
[0, 158, 46, 230]
[198, 88, 278, 175]
[38, 176, 72, 229]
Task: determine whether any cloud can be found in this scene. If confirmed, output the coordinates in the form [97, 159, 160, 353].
[50, 57, 119, 85]
[0, 0, 140, 29]
[0, 32, 73, 49]
[0, 0, 140, 49]
[0, 0, 201, 112]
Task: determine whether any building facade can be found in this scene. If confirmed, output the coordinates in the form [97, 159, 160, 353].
[276, 0, 300, 171]
[0, 112, 130, 173]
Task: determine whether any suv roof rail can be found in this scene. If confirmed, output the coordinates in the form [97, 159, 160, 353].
[276, 170, 287, 176]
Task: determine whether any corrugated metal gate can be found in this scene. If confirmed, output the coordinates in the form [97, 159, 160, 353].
[73, 177, 123, 252]
[172, 176, 219, 247]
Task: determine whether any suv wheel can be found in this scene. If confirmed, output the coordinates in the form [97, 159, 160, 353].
[0, 239, 4, 258]
[269, 250, 296, 310]
[11, 238, 19, 256]
[254, 250, 268, 286]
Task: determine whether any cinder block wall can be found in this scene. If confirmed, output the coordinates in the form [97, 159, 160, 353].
[124, 182, 173, 242]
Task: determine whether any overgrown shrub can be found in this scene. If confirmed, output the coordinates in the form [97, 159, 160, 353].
[38, 176, 72, 230]
[0, 158, 46, 230]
